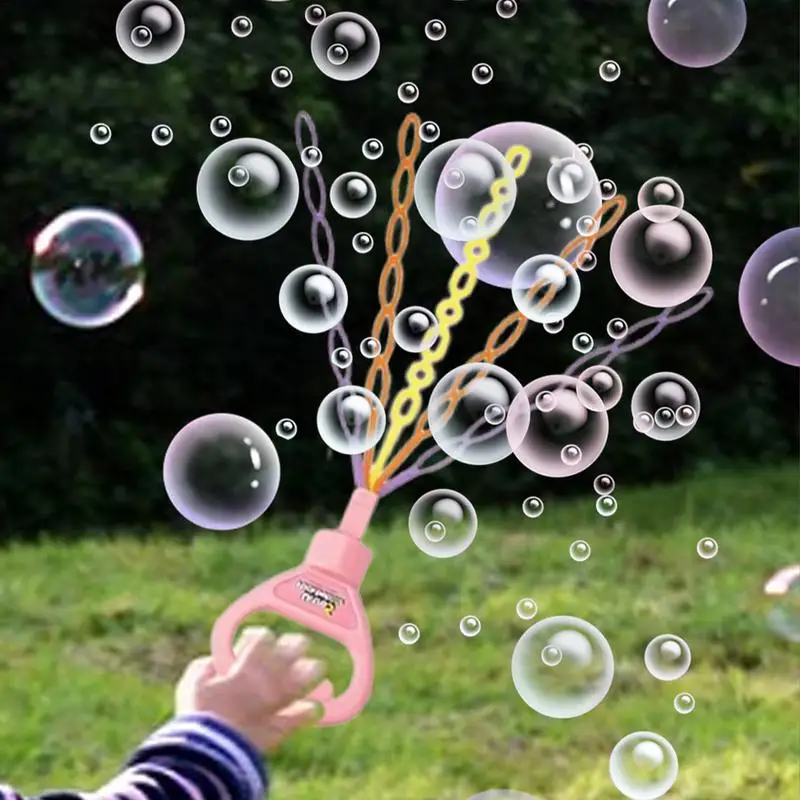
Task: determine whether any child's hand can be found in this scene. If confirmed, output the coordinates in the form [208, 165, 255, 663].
[175, 626, 325, 753]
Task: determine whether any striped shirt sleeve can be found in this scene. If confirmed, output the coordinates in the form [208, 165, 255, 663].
[0, 713, 268, 800]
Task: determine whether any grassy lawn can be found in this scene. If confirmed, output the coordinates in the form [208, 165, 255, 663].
[0, 465, 797, 799]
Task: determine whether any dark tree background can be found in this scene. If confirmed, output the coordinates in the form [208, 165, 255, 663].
[0, 0, 797, 535]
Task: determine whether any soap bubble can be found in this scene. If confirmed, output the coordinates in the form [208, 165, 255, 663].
[420, 121, 441, 143]
[522, 496, 544, 518]
[535, 391, 557, 412]
[428, 363, 529, 466]
[278, 264, 347, 334]
[599, 59, 621, 82]
[638, 176, 684, 223]
[696, 537, 718, 559]
[361, 138, 383, 159]
[352, 232, 374, 253]
[151, 124, 173, 146]
[593, 474, 615, 495]
[609, 209, 713, 307]
[577, 215, 598, 236]
[511, 254, 581, 324]
[738, 227, 800, 367]
[644, 634, 691, 681]
[607, 317, 629, 339]
[572, 332, 593, 353]
[359, 337, 381, 358]
[227, 165, 249, 188]
[331, 347, 352, 369]
[648, 0, 746, 68]
[275, 418, 297, 440]
[764, 565, 800, 643]
[301, 146, 322, 167]
[116, 0, 185, 65]
[674, 692, 695, 715]
[507, 375, 609, 478]
[577, 365, 624, 411]
[543, 319, 565, 334]
[441, 122, 602, 288]
[609, 731, 679, 800]
[600, 178, 618, 200]
[630, 372, 700, 442]
[472, 63, 494, 84]
[484, 403, 506, 425]
[596, 495, 618, 517]
[541, 645, 563, 666]
[397, 81, 420, 103]
[231, 15, 252, 37]
[271, 66, 293, 88]
[163, 413, 280, 531]
[89, 123, 112, 145]
[210, 115, 232, 138]
[310, 12, 380, 81]
[326, 44, 349, 66]
[304, 4, 326, 26]
[424, 19, 447, 41]
[197, 137, 299, 241]
[496, 0, 518, 19]
[413, 139, 467, 234]
[516, 598, 538, 620]
[560, 444, 582, 466]
[577, 143, 594, 160]
[398, 623, 420, 645]
[460, 615, 482, 637]
[408, 489, 477, 558]
[511, 615, 615, 718]
[316, 386, 385, 455]
[31, 207, 145, 329]
[424, 520, 446, 543]
[569, 540, 591, 562]
[330, 171, 377, 218]
[393, 306, 439, 352]
[576, 250, 597, 272]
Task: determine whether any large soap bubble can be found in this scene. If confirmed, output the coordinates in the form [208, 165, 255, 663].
[609, 730, 679, 799]
[310, 11, 380, 81]
[441, 122, 602, 288]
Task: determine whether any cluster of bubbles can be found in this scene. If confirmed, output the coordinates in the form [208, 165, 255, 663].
[630, 371, 700, 441]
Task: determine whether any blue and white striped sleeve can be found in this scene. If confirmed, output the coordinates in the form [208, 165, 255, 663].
[0, 713, 268, 800]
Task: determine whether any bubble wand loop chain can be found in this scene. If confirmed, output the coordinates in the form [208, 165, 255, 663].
[361, 114, 421, 483]
[367, 145, 532, 490]
[294, 111, 362, 487]
[371, 192, 624, 492]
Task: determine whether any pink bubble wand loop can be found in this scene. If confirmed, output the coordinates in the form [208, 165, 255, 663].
[211, 488, 379, 726]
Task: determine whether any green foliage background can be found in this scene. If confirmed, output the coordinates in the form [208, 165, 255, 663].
[0, 0, 796, 533]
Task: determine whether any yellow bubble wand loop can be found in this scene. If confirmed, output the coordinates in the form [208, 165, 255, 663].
[367, 145, 532, 488]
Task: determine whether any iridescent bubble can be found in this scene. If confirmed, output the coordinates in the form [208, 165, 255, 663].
[330, 171, 377, 218]
[511, 615, 615, 718]
[516, 598, 538, 620]
[304, 4, 326, 26]
[472, 63, 494, 84]
[644, 634, 691, 681]
[507, 374, 609, 478]
[577, 365, 624, 411]
[596, 495, 617, 517]
[231, 15, 253, 37]
[428, 363, 529, 466]
[607, 317, 629, 339]
[352, 232, 374, 253]
[89, 123, 112, 145]
[738, 228, 800, 367]
[511, 254, 581, 324]
[609, 731, 679, 800]
[278, 264, 347, 334]
[31, 208, 145, 329]
[609, 208, 713, 307]
[496, 0, 518, 19]
[674, 692, 695, 715]
[764, 564, 800, 643]
[310, 11, 380, 81]
[362, 138, 383, 159]
[275, 418, 297, 440]
[638, 176, 685, 223]
[460, 615, 482, 637]
[593, 474, 615, 495]
[196, 138, 299, 241]
[316, 386, 385, 455]
[648, 0, 747, 68]
[210, 115, 232, 138]
[522, 496, 544, 518]
[630, 372, 700, 442]
[116, 0, 185, 65]
[271, 66, 293, 88]
[441, 123, 602, 288]
[569, 540, 591, 562]
[151, 124, 173, 146]
[420, 121, 440, 143]
[163, 413, 280, 531]
[599, 59, 621, 82]
[424, 19, 447, 41]
[696, 536, 718, 559]
[331, 347, 352, 369]
[393, 306, 439, 352]
[572, 332, 593, 353]
[408, 489, 477, 558]
[359, 337, 381, 358]
[397, 81, 419, 103]
[398, 622, 420, 645]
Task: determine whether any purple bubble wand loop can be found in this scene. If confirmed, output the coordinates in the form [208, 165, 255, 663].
[378, 286, 715, 497]
[294, 111, 362, 487]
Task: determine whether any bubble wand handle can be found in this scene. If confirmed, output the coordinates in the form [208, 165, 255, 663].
[211, 488, 379, 726]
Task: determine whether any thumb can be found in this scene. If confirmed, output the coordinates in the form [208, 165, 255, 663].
[179, 655, 217, 688]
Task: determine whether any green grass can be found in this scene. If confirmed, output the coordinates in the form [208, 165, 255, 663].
[0, 465, 798, 799]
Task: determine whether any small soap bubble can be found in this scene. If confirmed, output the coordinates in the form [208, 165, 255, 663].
[541, 645, 563, 666]
[516, 598, 538, 620]
[231, 15, 253, 38]
[398, 622, 420, 645]
[300, 146, 322, 168]
[609, 731, 679, 800]
[460, 615, 482, 637]
[638, 176, 684, 223]
[330, 172, 377, 218]
[210, 115, 232, 138]
[535, 390, 557, 412]
[560, 444, 582, 466]
[326, 43, 349, 66]
[496, 0, 518, 19]
[279, 264, 347, 334]
[472, 63, 494, 84]
[331, 347, 352, 369]
[151, 124, 173, 146]
[522, 496, 544, 518]
[676, 404, 697, 427]
[543, 319, 565, 333]
[654, 407, 675, 429]
[420, 121, 440, 143]
[227, 165, 250, 188]
[484, 403, 506, 426]
[316, 386, 386, 455]
[572, 333, 594, 353]
[674, 692, 695, 715]
[409, 489, 478, 558]
[577, 142, 594, 161]
[607, 317, 628, 339]
[593, 474, 615, 495]
[424, 19, 447, 41]
[596, 495, 617, 517]
[634, 411, 655, 433]
[696, 537, 718, 559]
[600, 178, 618, 199]
[304, 4, 326, 26]
[569, 540, 591, 562]
[89, 123, 112, 145]
[362, 138, 383, 159]
[116, 0, 186, 65]
[359, 337, 381, 358]
[352, 232, 374, 253]
[424, 520, 446, 542]
[599, 59, 621, 82]
[644, 634, 691, 681]
[577, 215, 598, 236]
[131, 25, 152, 47]
[275, 418, 297, 440]
[576, 250, 597, 272]
[398, 81, 419, 103]
[394, 306, 439, 353]
[271, 66, 293, 88]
